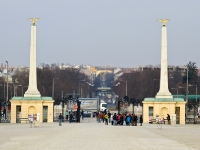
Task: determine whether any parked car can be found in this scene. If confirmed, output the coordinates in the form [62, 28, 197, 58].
[83, 111, 91, 117]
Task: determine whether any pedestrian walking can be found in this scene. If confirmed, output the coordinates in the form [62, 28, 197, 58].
[108, 111, 111, 123]
[126, 114, 131, 126]
[131, 114, 134, 126]
[140, 115, 143, 126]
[97, 112, 101, 123]
[59, 113, 63, 126]
[65, 110, 69, 120]
[120, 114, 123, 125]
[102, 113, 105, 123]
[104, 113, 108, 125]
[134, 115, 138, 126]
[167, 114, 170, 124]
[110, 113, 113, 125]
[113, 113, 117, 126]
[117, 114, 121, 125]
[69, 112, 73, 123]
[81, 110, 84, 120]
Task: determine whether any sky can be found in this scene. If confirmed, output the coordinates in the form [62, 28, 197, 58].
[1, 1, 200, 68]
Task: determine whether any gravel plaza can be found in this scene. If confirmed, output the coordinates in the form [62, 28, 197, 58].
[0, 119, 200, 150]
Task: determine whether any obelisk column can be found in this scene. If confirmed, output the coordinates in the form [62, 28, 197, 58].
[24, 18, 41, 97]
[156, 19, 172, 98]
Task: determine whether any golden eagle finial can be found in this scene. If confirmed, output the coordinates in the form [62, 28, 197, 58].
[158, 19, 170, 26]
[28, 18, 40, 25]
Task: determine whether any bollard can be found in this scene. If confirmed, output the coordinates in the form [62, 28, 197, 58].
[171, 114, 176, 126]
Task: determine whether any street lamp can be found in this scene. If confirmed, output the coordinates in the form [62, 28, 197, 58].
[10, 83, 16, 97]
[117, 97, 123, 114]
[171, 88, 178, 98]
[18, 85, 23, 96]
[52, 78, 59, 98]
[86, 82, 94, 98]
[188, 84, 198, 123]
[186, 66, 189, 119]
[5, 61, 8, 118]
[117, 79, 127, 96]
[16, 85, 22, 96]
[171, 86, 185, 98]
[17, 85, 28, 97]
[79, 80, 85, 98]
[79, 83, 82, 98]
[153, 79, 159, 96]
[5, 61, 8, 103]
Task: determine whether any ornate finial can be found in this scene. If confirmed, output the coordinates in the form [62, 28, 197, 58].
[28, 18, 40, 25]
[158, 19, 170, 26]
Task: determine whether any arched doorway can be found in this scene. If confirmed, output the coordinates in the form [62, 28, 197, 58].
[161, 107, 168, 118]
[28, 106, 36, 114]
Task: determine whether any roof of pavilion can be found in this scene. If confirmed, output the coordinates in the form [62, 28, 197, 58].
[173, 95, 200, 100]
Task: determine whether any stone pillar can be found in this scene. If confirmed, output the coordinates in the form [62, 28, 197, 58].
[10, 102, 17, 123]
[24, 18, 41, 98]
[156, 20, 172, 98]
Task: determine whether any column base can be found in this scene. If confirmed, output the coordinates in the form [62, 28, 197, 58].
[156, 94, 173, 98]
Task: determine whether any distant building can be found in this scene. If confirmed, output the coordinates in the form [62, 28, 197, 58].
[136, 65, 186, 73]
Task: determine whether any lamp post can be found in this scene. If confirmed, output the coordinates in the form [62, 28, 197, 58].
[117, 97, 122, 114]
[5, 61, 8, 118]
[19, 85, 23, 96]
[186, 66, 189, 119]
[4, 82, 5, 100]
[79, 83, 82, 98]
[18, 85, 28, 97]
[12, 83, 16, 97]
[52, 78, 59, 99]
[195, 84, 197, 124]
[86, 82, 94, 98]
[171, 88, 178, 98]
[171, 86, 185, 98]
[5, 61, 8, 103]
[153, 79, 159, 96]
[117, 80, 127, 96]
[79, 80, 85, 98]
[188, 84, 198, 123]
[16, 85, 22, 96]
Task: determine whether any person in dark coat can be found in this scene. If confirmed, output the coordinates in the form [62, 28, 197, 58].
[134, 115, 138, 126]
[131, 114, 134, 126]
[69, 112, 73, 123]
[58, 113, 63, 126]
[139, 115, 143, 126]
[120, 114, 123, 125]
[167, 114, 170, 124]
[113, 113, 117, 126]
[81, 110, 84, 120]
[108, 111, 111, 123]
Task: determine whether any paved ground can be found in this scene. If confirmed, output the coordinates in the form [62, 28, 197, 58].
[0, 118, 200, 150]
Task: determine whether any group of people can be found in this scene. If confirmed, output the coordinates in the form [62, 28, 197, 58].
[59, 110, 80, 126]
[97, 111, 143, 126]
